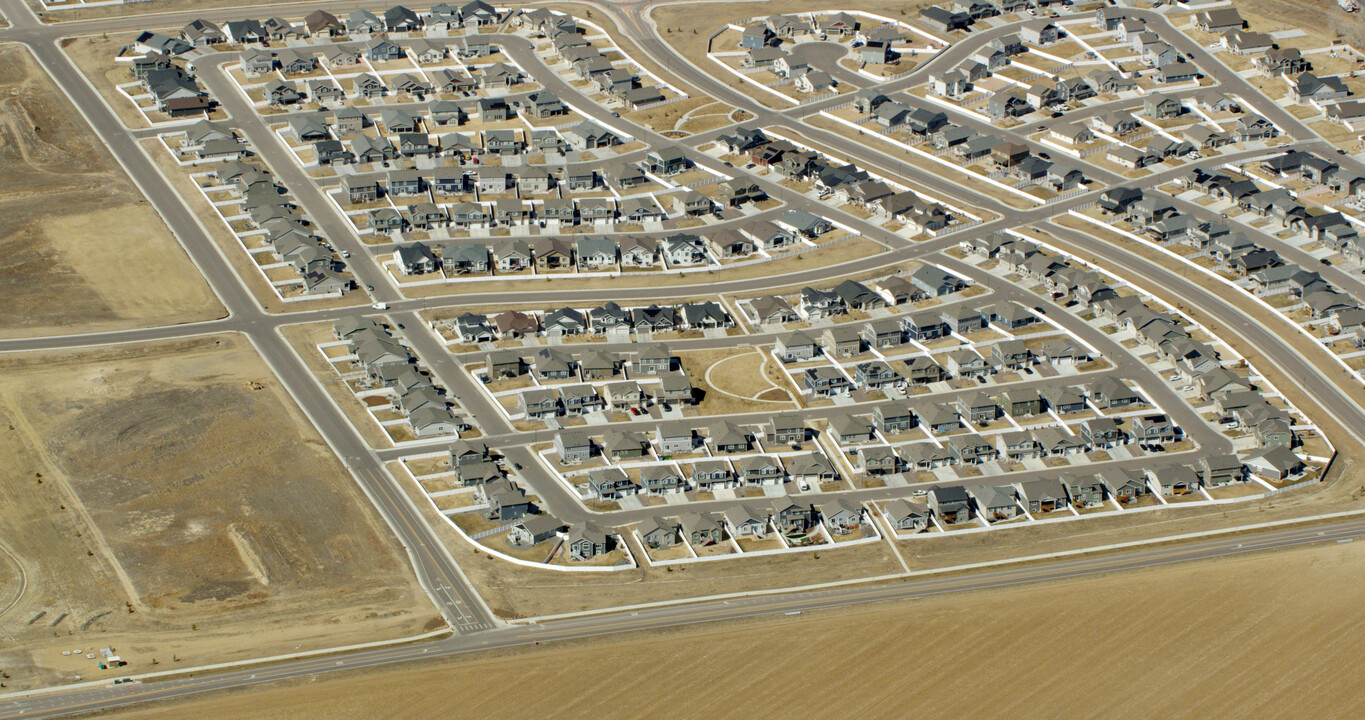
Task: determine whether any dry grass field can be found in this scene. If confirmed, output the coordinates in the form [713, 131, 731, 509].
[652, 0, 942, 68]
[1225, 0, 1365, 48]
[0, 336, 437, 691]
[60, 34, 147, 130]
[682, 347, 800, 416]
[100, 536, 1365, 720]
[621, 95, 715, 134]
[0, 44, 223, 338]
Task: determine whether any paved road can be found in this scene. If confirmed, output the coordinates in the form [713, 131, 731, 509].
[4, 516, 1364, 719]
[0, 0, 494, 633]
[0, 1, 1361, 716]
[193, 53, 405, 304]
[0, 141, 1296, 358]
[1043, 220, 1365, 449]
[0, 9, 1311, 528]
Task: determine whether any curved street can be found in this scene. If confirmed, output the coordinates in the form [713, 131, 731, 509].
[0, 0, 1363, 715]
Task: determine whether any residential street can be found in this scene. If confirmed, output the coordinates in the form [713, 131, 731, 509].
[1, 0, 1364, 715]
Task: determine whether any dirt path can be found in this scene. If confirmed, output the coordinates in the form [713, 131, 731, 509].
[0, 537, 27, 619]
[702, 349, 792, 402]
[670, 100, 736, 132]
[0, 393, 147, 613]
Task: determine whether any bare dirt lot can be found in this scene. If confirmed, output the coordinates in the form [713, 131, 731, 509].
[100, 534, 1365, 719]
[652, 0, 941, 71]
[0, 44, 223, 338]
[0, 336, 436, 690]
[30, 0, 267, 22]
[1235, 0, 1365, 49]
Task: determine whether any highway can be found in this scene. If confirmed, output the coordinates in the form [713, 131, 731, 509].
[0, 0, 1362, 716]
[4, 516, 1365, 719]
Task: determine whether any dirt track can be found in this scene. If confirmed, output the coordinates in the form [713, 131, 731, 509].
[0, 336, 436, 690]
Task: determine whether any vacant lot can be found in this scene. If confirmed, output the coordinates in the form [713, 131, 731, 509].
[34, 0, 273, 21]
[653, 0, 944, 68]
[0, 336, 435, 690]
[1226, 0, 1365, 49]
[0, 44, 222, 338]
[683, 347, 800, 416]
[60, 33, 146, 130]
[104, 533, 1365, 720]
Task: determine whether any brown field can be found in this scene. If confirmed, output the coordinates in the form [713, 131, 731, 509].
[31, 0, 272, 21]
[621, 95, 716, 134]
[0, 336, 436, 690]
[60, 33, 148, 130]
[0, 44, 223, 338]
[688, 347, 797, 415]
[675, 103, 750, 135]
[99, 534, 1365, 720]
[1228, 0, 1365, 49]
[651, 0, 941, 72]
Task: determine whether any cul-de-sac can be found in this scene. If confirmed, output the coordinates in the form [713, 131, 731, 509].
[3, 0, 1365, 716]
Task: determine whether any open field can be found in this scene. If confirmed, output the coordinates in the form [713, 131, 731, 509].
[683, 347, 799, 416]
[1232, 0, 1365, 49]
[622, 96, 716, 134]
[99, 532, 1365, 719]
[0, 43, 223, 338]
[31, 0, 276, 21]
[651, 0, 942, 74]
[0, 336, 436, 691]
[60, 33, 147, 130]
